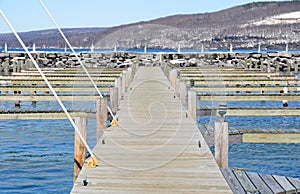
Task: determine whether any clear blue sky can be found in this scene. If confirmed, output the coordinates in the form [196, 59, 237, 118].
[0, 0, 289, 33]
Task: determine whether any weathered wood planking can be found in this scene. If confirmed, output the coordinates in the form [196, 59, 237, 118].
[0, 94, 108, 101]
[222, 169, 300, 194]
[232, 170, 258, 193]
[11, 73, 122, 76]
[194, 86, 300, 92]
[198, 124, 300, 145]
[194, 80, 299, 85]
[273, 175, 297, 194]
[259, 174, 285, 194]
[198, 107, 300, 116]
[9, 80, 114, 85]
[72, 67, 232, 193]
[198, 94, 300, 101]
[287, 177, 300, 192]
[20, 68, 126, 73]
[220, 169, 245, 194]
[243, 133, 300, 143]
[180, 73, 286, 77]
[0, 112, 92, 120]
[246, 171, 273, 194]
[0, 86, 111, 92]
[0, 77, 116, 81]
[2, 74, 121, 79]
[181, 76, 297, 81]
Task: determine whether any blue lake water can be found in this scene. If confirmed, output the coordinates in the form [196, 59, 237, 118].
[0, 105, 299, 193]
[0, 91, 300, 193]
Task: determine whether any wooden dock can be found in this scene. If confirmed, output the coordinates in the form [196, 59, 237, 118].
[198, 124, 300, 145]
[71, 67, 232, 193]
[221, 168, 300, 194]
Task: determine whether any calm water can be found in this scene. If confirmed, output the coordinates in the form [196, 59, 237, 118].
[0, 116, 299, 193]
[0, 119, 97, 194]
[0, 99, 300, 193]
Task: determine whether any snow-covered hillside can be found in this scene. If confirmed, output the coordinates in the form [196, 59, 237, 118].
[250, 11, 300, 26]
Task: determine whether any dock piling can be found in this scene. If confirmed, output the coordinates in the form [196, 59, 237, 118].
[214, 118, 229, 169]
[294, 60, 298, 75]
[188, 88, 197, 121]
[287, 60, 291, 75]
[109, 87, 118, 113]
[96, 97, 108, 141]
[169, 69, 178, 89]
[74, 116, 87, 182]
[179, 80, 187, 106]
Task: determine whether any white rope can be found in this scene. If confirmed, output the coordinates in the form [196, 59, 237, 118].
[39, 0, 117, 121]
[0, 9, 95, 158]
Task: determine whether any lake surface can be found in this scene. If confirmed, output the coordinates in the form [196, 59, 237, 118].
[0, 112, 299, 193]
[0, 82, 300, 193]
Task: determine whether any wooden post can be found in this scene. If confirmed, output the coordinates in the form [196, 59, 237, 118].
[19, 60, 24, 72]
[110, 87, 118, 113]
[249, 58, 252, 70]
[169, 69, 178, 89]
[115, 77, 122, 105]
[215, 119, 229, 169]
[188, 89, 197, 121]
[32, 90, 37, 106]
[12, 60, 17, 73]
[261, 84, 265, 94]
[96, 97, 107, 141]
[254, 61, 258, 70]
[15, 100, 20, 108]
[175, 78, 180, 94]
[283, 87, 288, 107]
[179, 80, 187, 106]
[24, 59, 30, 70]
[14, 90, 20, 107]
[276, 61, 280, 74]
[126, 68, 132, 88]
[122, 71, 126, 94]
[260, 59, 264, 72]
[287, 60, 291, 75]
[267, 60, 271, 73]
[294, 60, 298, 75]
[4, 59, 9, 75]
[74, 117, 87, 182]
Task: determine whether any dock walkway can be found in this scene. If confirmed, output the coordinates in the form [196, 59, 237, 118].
[71, 66, 232, 193]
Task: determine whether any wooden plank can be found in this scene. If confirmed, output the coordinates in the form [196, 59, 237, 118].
[194, 80, 299, 85]
[195, 86, 300, 93]
[0, 94, 108, 101]
[72, 67, 232, 193]
[232, 170, 258, 193]
[198, 94, 300, 101]
[10, 73, 121, 77]
[180, 73, 281, 77]
[0, 112, 91, 120]
[245, 172, 273, 194]
[287, 177, 300, 193]
[243, 133, 300, 143]
[220, 169, 245, 194]
[0, 86, 111, 92]
[181, 76, 297, 81]
[259, 173, 285, 194]
[273, 175, 297, 194]
[198, 107, 300, 116]
[10, 80, 114, 84]
[0, 76, 117, 81]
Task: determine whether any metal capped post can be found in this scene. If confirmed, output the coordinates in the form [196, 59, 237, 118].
[215, 103, 229, 169]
